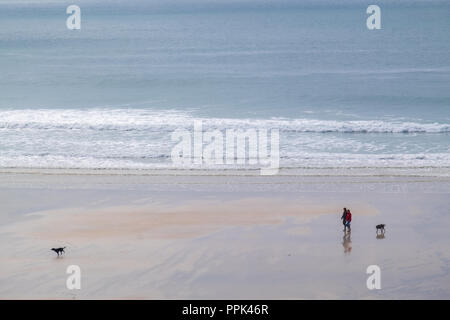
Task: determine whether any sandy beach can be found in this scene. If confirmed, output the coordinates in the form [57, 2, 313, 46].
[0, 169, 449, 299]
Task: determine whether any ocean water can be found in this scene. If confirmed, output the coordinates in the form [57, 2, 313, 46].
[0, 1, 449, 171]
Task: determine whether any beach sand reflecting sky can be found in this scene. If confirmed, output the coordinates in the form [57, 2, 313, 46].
[0, 173, 448, 299]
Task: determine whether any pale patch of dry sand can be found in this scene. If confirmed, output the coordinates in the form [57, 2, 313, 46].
[10, 197, 379, 241]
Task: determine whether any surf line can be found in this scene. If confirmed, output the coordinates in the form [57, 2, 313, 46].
[182, 304, 216, 318]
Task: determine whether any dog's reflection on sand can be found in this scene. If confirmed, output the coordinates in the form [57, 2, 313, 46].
[376, 233, 385, 240]
[342, 231, 352, 254]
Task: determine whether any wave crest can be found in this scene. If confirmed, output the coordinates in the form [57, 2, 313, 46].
[0, 108, 449, 133]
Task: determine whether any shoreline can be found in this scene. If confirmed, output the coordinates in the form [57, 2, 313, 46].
[1, 166, 449, 177]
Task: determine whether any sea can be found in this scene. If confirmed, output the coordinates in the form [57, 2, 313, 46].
[0, 0, 449, 172]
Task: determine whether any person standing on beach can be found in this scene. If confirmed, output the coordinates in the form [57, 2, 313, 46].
[345, 209, 352, 232]
[341, 208, 348, 231]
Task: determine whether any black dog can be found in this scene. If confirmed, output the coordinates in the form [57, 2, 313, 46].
[376, 224, 385, 233]
[51, 247, 66, 257]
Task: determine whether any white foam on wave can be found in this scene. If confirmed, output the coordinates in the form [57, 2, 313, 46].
[0, 108, 449, 133]
[0, 153, 449, 171]
[0, 108, 449, 172]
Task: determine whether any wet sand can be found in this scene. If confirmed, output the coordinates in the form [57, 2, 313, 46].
[0, 171, 449, 299]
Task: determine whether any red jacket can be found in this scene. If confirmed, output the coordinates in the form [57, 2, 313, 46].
[346, 211, 352, 222]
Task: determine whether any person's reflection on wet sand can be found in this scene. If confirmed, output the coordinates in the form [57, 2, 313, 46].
[342, 231, 352, 254]
[376, 233, 385, 240]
